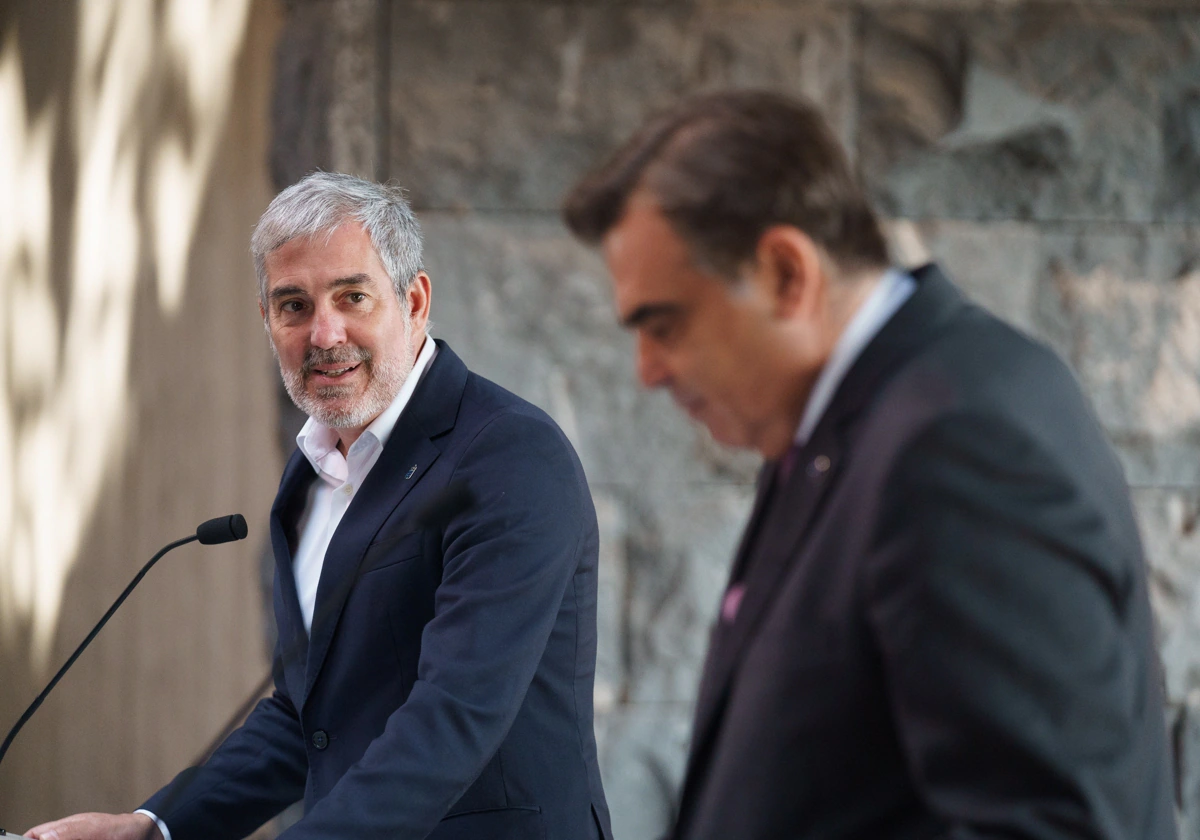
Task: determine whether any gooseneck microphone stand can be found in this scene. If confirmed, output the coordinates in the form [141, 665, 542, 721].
[0, 482, 473, 837]
[0, 515, 248, 836]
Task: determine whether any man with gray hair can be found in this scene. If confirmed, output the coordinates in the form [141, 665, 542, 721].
[28, 172, 613, 840]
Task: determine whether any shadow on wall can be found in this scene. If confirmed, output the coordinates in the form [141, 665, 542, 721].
[0, 0, 282, 829]
[0, 0, 253, 672]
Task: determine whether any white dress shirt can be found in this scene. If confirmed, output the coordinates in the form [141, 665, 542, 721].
[291, 335, 437, 633]
[794, 268, 916, 445]
[137, 335, 436, 840]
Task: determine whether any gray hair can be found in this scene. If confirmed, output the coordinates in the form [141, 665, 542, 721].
[251, 171, 424, 302]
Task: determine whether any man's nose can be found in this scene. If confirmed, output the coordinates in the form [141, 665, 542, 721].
[635, 335, 670, 390]
[309, 305, 347, 349]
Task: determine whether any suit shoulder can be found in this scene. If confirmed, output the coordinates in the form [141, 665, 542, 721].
[896, 301, 1088, 420]
[861, 299, 1117, 481]
[455, 370, 580, 458]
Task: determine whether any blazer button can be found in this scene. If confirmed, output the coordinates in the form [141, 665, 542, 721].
[311, 730, 329, 750]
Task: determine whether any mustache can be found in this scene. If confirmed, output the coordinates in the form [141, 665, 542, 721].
[301, 345, 371, 376]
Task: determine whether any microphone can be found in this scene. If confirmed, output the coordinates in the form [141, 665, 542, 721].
[0, 516, 250, 771]
[196, 514, 248, 545]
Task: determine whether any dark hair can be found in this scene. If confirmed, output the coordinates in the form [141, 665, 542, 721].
[562, 90, 889, 276]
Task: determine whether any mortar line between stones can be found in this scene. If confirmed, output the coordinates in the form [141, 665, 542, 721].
[414, 207, 1200, 231]
[392, 0, 1200, 12]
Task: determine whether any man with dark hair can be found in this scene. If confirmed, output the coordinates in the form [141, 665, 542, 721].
[564, 90, 1177, 840]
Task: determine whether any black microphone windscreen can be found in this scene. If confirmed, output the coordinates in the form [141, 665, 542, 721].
[196, 514, 249, 545]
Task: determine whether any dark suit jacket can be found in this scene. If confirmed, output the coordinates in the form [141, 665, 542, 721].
[672, 265, 1177, 840]
[143, 341, 613, 840]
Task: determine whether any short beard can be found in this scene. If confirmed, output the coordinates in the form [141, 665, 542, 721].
[277, 320, 416, 430]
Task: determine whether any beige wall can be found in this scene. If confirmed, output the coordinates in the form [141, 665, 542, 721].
[0, 0, 283, 830]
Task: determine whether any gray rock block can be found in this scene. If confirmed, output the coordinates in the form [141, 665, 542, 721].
[595, 704, 694, 840]
[271, 0, 336, 187]
[328, 0, 384, 177]
[885, 219, 1043, 331]
[1173, 689, 1200, 840]
[271, 0, 384, 186]
[420, 212, 761, 487]
[859, 9, 1200, 222]
[1133, 488, 1200, 705]
[388, 1, 852, 210]
[1031, 227, 1200, 486]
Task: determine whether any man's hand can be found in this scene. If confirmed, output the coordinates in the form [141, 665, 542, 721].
[23, 813, 161, 840]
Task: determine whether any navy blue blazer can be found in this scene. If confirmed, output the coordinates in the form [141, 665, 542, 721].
[143, 341, 613, 840]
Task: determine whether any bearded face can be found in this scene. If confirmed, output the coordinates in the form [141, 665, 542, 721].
[262, 224, 420, 433]
[277, 316, 415, 430]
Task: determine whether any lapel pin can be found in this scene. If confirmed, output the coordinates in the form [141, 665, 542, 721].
[405, 464, 418, 480]
[807, 454, 831, 477]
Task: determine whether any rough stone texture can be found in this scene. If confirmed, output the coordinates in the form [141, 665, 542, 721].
[328, 0, 386, 177]
[1134, 489, 1200, 700]
[389, 2, 853, 210]
[271, 0, 334, 187]
[1176, 689, 1200, 840]
[860, 8, 1200, 222]
[272, 0, 387, 187]
[271, 2, 1200, 837]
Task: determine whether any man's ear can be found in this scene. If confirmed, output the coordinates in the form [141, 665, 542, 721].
[406, 272, 433, 331]
[754, 226, 825, 321]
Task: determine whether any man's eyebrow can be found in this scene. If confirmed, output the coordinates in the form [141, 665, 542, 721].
[268, 284, 305, 301]
[329, 273, 375, 290]
[268, 274, 375, 301]
[621, 302, 683, 329]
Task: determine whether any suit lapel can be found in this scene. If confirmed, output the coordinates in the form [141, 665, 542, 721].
[676, 264, 968, 831]
[682, 426, 846, 793]
[270, 449, 317, 702]
[688, 460, 777, 730]
[301, 341, 468, 706]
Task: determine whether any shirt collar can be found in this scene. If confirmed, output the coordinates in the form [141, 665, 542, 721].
[794, 268, 917, 446]
[295, 334, 438, 479]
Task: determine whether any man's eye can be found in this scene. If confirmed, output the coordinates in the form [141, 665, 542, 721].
[646, 321, 677, 343]
[347, 292, 367, 303]
[280, 300, 305, 313]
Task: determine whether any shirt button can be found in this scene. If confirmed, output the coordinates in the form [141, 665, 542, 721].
[311, 730, 329, 750]
[342, 484, 353, 495]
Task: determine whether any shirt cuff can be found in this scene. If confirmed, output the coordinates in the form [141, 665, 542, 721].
[133, 810, 171, 840]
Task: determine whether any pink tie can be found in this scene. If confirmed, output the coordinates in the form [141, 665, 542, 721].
[778, 443, 801, 483]
[720, 446, 801, 625]
[721, 583, 746, 624]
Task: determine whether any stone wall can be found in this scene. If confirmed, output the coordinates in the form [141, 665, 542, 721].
[271, 1, 1200, 837]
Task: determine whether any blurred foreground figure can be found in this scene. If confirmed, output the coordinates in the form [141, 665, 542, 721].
[28, 173, 612, 840]
[564, 90, 1176, 840]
